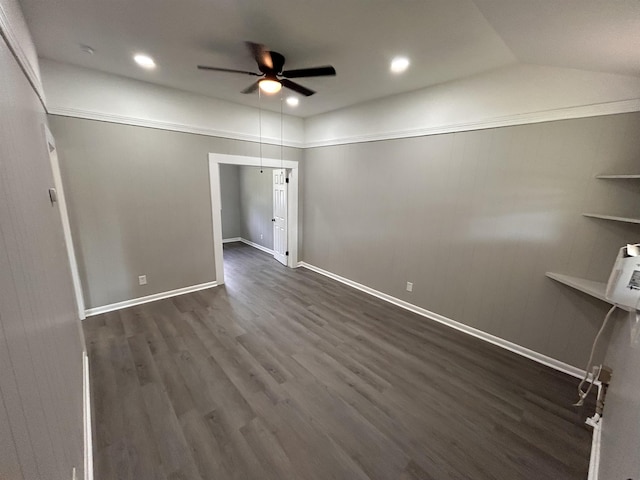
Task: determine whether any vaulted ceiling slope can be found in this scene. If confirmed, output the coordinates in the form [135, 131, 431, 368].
[18, 0, 640, 118]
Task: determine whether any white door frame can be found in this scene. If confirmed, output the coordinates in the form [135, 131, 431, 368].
[208, 153, 299, 285]
[272, 168, 288, 266]
[44, 125, 86, 320]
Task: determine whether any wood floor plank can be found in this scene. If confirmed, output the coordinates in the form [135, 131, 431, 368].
[140, 382, 203, 480]
[247, 391, 373, 480]
[240, 417, 299, 480]
[178, 410, 230, 480]
[197, 406, 268, 480]
[282, 357, 410, 480]
[85, 242, 595, 480]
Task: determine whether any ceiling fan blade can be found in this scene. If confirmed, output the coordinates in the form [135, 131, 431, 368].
[198, 65, 261, 76]
[241, 81, 261, 94]
[280, 79, 315, 97]
[282, 66, 336, 78]
[246, 41, 273, 71]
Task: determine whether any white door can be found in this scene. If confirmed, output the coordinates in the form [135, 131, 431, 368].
[272, 169, 288, 266]
[44, 125, 86, 319]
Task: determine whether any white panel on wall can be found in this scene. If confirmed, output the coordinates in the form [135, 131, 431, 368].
[0, 28, 84, 480]
[599, 310, 640, 479]
[0, 0, 43, 99]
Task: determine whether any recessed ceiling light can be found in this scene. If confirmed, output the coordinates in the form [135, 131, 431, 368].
[134, 53, 156, 69]
[390, 56, 410, 74]
[286, 96, 299, 107]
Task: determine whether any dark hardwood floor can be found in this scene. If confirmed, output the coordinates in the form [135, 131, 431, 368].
[85, 242, 594, 480]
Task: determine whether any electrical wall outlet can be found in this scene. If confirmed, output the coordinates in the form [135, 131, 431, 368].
[138, 275, 147, 285]
[260, 233, 263, 240]
[406, 282, 413, 292]
[71, 467, 77, 480]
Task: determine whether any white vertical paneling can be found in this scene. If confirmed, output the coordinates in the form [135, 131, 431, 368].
[0, 242, 40, 480]
[598, 310, 640, 478]
[0, 0, 43, 100]
[0, 29, 84, 480]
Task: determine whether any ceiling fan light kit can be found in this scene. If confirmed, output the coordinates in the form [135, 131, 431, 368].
[198, 41, 336, 97]
[259, 78, 282, 93]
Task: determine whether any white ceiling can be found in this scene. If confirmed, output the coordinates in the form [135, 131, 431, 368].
[475, 0, 640, 77]
[18, 0, 640, 118]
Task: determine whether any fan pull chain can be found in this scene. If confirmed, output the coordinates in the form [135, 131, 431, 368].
[280, 89, 284, 172]
[258, 88, 263, 173]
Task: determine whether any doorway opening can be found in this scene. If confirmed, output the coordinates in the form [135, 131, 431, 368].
[208, 153, 299, 285]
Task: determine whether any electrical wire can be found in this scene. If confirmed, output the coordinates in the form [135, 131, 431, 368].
[574, 305, 617, 406]
[280, 88, 284, 172]
[258, 88, 263, 173]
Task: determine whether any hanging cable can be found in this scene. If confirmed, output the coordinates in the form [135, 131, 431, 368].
[258, 88, 263, 173]
[574, 305, 617, 406]
[280, 88, 284, 172]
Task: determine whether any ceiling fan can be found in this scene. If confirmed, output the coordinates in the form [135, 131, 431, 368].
[198, 42, 336, 97]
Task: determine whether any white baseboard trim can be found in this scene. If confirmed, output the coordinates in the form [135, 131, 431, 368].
[223, 237, 241, 243]
[240, 238, 274, 255]
[587, 419, 602, 480]
[84, 280, 218, 317]
[298, 261, 585, 379]
[82, 351, 93, 480]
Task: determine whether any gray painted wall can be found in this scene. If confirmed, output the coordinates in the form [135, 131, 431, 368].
[0, 38, 85, 480]
[220, 164, 275, 251]
[240, 166, 275, 250]
[303, 112, 640, 369]
[48, 115, 303, 309]
[220, 164, 242, 239]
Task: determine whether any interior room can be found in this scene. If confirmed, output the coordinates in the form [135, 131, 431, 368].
[1, 1, 639, 479]
[220, 164, 277, 253]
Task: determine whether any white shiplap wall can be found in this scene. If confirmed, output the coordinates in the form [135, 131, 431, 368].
[0, 24, 85, 480]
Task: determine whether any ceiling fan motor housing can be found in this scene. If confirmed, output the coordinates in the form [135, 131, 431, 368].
[261, 51, 285, 74]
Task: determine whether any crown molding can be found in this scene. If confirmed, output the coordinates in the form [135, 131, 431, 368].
[47, 98, 640, 149]
[47, 105, 305, 148]
[304, 98, 640, 148]
[0, 2, 46, 106]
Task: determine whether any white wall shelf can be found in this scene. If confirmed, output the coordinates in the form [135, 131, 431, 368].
[582, 213, 640, 225]
[595, 174, 640, 179]
[550, 175, 640, 312]
[546, 272, 633, 312]
[546, 272, 608, 303]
